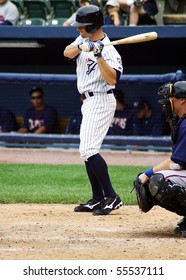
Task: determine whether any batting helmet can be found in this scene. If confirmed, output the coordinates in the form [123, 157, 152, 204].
[71, 5, 104, 33]
[158, 81, 186, 98]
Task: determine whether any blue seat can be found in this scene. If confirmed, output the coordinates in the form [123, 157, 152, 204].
[50, 0, 76, 18]
[19, 17, 46, 25]
[24, 0, 52, 20]
[47, 17, 68, 26]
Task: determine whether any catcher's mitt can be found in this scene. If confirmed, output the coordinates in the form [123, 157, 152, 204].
[132, 174, 155, 213]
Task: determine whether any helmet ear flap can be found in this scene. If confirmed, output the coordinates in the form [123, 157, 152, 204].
[85, 24, 101, 33]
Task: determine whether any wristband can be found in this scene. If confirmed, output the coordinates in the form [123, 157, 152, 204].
[144, 168, 154, 177]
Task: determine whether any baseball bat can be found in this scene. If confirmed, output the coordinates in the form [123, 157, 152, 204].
[104, 32, 158, 46]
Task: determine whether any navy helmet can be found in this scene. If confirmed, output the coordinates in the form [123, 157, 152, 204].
[71, 5, 104, 33]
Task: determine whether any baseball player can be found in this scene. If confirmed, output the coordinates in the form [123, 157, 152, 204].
[133, 81, 186, 236]
[0, 106, 17, 132]
[131, 98, 165, 136]
[18, 87, 59, 134]
[107, 89, 133, 135]
[64, 5, 123, 215]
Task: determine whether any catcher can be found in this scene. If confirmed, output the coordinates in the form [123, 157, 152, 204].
[133, 80, 186, 237]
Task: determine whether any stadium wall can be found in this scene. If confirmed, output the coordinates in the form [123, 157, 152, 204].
[0, 71, 185, 118]
[0, 25, 186, 74]
[0, 25, 186, 150]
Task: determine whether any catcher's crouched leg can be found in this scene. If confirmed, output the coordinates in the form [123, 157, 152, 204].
[173, 217, 186, 237]
[148, 173, 186, 216]
[133, 174, 155, 213]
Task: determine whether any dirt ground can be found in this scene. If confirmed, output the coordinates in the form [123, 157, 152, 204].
[0, 148, 185, 260]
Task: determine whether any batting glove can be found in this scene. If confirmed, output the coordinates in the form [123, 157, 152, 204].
[78, 40, 95, 52]
[93, 41, 104, 58]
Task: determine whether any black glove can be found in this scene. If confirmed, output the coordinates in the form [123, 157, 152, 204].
[132, 173, 155, 213]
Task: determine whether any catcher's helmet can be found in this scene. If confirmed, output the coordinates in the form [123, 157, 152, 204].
[158, 81, 186, 99]
[71, 5, 104, 33]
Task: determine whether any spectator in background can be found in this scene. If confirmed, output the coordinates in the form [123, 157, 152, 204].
[117, 0, 158, 25]
[0, 0, 19, 25]
[165, 0, 183, 13]
[63, 0, 89, 27]
[0, 106, 17, 132]
[18, 87, 59, 134]
[104, 0, 125, 26]
[65, 95, 83, 135]
[107, 89, 133, 135]
[63, 0, 101, 27]
[131, 98, 165, 136]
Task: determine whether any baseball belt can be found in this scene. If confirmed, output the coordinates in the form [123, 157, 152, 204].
[81, 89, 113, 100]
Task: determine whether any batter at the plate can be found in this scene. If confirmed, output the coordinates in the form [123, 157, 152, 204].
[64, 4, 123, 215]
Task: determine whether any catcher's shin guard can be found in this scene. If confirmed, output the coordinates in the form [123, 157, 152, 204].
[149, 173, 186, 216]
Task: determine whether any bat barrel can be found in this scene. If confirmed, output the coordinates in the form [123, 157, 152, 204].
[104, 32, 158, 46]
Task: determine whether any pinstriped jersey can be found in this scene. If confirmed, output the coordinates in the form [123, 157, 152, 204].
[71, 34, 123, 94]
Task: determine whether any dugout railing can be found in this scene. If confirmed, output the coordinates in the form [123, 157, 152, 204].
[0, 70, 185, 151]
[0, 133, 172, 151]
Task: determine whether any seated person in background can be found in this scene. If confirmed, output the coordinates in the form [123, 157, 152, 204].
[131, 98, 165, 136]
[0, 106, 17, 132]
[63, 0, 100, 26]
[63, 0, 89, 27]
[65, 95, 83, 135]
[0, 0, 19, 25]
[18, 87, 59, 134]
[104, 0, 125, 26]
[107, 89, 133, 135]
[117, 0, 158, 25]
[165, 0, 183, 13]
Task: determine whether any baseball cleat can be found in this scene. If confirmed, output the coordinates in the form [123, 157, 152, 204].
[92, 195, 123, 215]
[173, 217, 186, 237]
[74, 199, 102, 212]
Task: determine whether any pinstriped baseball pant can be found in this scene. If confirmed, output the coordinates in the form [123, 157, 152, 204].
[79, 93, 116, 161]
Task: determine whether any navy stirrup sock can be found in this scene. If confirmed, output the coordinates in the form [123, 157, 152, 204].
[88, 153, 116, 197]
[85, 161, 104, 201]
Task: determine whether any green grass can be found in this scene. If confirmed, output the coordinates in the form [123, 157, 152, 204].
[0, 163, 150, 205]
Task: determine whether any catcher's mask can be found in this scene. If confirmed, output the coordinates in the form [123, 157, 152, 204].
[71, 5, 104, 33]
[158, 81, 186, 114]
